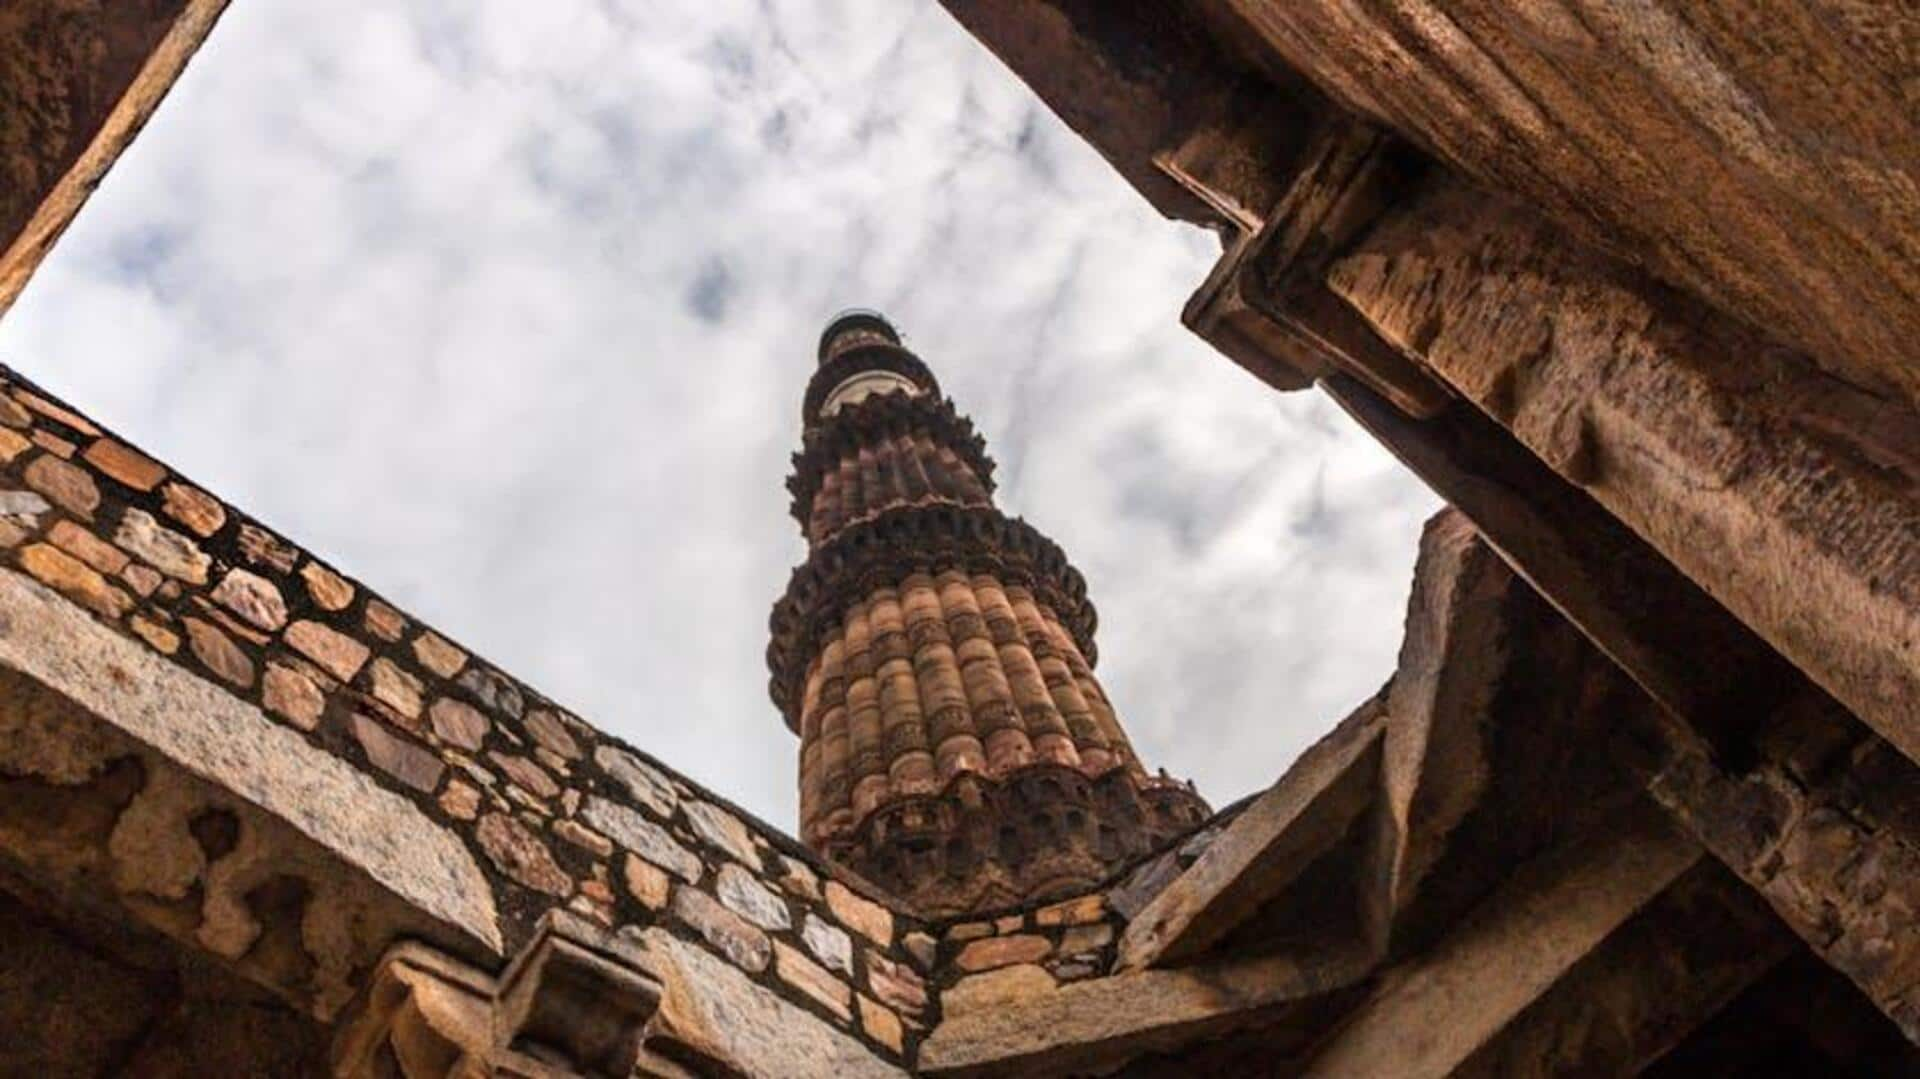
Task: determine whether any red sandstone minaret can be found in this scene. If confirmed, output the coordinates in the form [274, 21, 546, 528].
[768, 312, 1207, 916]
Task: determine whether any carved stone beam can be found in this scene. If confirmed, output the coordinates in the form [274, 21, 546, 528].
[0, 0, 230, 316]
[1320, 374, 1814, 762]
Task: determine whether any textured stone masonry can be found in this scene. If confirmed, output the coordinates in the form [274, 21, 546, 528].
[0, 365, 934, 1064]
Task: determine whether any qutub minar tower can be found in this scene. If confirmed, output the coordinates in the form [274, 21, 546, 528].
[768, 312, 1208, 916]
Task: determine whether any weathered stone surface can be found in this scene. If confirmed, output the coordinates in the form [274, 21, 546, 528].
[0, 488, 50, 523]
[81, 438, 165, 490]
[128, 614, 179, 655]
[580, 796, 701, 883]
[299, 562, 352, 611]
[594, 745, 677, 818]
[161, 481, 224, 536]
[1034, 894, 1105, 927]
[941, 964, 1057, 1018]
[866, 954, 928, 1014]
[779, 854, 822, 900]
[901, 930, 936, 969]
[673, 885, 771, 973]
[182, 616, 253, 689]
[859, 995, 904, 1054]
[14, 391, 96, 435]
[18, 542, 130, 620]
[367, 657, 424, 720]
[362, 599, 405, 642]
[826, 880, 893, 947]
[552, 818, 613, 858]
[284, 619, 369, 681]
[1302, 804, 1701, 1076]
[717, 862, 792, 932]
[0, 566, 500, 954]
[48, 519, 128, 574]
[622, 853, 672, 910]
[24, 454, 98, 518]
[919, 941, 1374, 1074]
[410, 629, 466, 678]
[236, 522, 297, 573]
[0, 428, 26, 461]
[439, 780, 481, 822]
[524, 709, 581, 760]
[489, 751, 559, 800]
[776, 939, 853, 1022]
[803, 912, 855, 975]
[114, 508, 207, 583]
[211, 568, 287, 631]
[1327, 178, 1920, 761]
[1058, 924, 1112, 956]
[428, 696, 489, 751]
[633, 927, 906, 1077]
[119, 562, 160, 596]
[685, 799, 760, 868]
[350, 713, 444, 794]
[475, 812, 572, 898]
[458, 666, 523, 718]
[956, 934, 1052, 972]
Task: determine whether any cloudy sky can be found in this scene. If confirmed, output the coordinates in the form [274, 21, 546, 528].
[0, 1, 1437, 828]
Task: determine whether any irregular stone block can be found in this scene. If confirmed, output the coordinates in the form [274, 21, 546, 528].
[685, 799, 760, 869]
[211, 568, 287, 631]
[826, 881, 893, 948]
[717, 862, 791, 932]
[672, 886, 771, 973]
[775, 940, 852, 1022]
[476, 812, 573, 899]
[285, 620, 370, 682]
[581, 796, 701, 884]
[594, 745, 677, 819]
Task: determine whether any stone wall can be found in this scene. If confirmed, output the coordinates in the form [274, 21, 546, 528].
[0, 365, 928, 1066]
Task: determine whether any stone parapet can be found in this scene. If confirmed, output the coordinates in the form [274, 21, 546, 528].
[0, 365, 926, 1067]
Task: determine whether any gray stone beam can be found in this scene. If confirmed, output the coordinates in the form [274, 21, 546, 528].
[1115, 698, 1383, 970]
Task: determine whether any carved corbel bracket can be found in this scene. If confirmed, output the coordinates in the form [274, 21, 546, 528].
[1180, 115, 1452, 418]
[332, 912, 681, 1079]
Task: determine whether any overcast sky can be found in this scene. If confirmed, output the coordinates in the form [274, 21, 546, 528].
[0, 1, 1437, 828]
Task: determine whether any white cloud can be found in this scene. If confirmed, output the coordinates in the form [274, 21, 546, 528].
[0, 0, 1437, 827]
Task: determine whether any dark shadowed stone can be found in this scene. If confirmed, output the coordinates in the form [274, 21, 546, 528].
[350, 713, 445, 794]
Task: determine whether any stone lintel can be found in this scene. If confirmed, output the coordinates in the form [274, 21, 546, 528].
[1300, 801, 1702, 1076]
[919, 937, 1375, 1076]
[1116, 699, 1383, 970]
[0, 0, 230, 317]
[0, 566, 500, 1015]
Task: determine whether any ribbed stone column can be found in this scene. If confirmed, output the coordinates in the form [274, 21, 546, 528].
[769, 312, 1207, 917]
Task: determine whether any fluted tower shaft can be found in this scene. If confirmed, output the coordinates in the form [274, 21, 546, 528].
[769, 313, 1207, 917]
